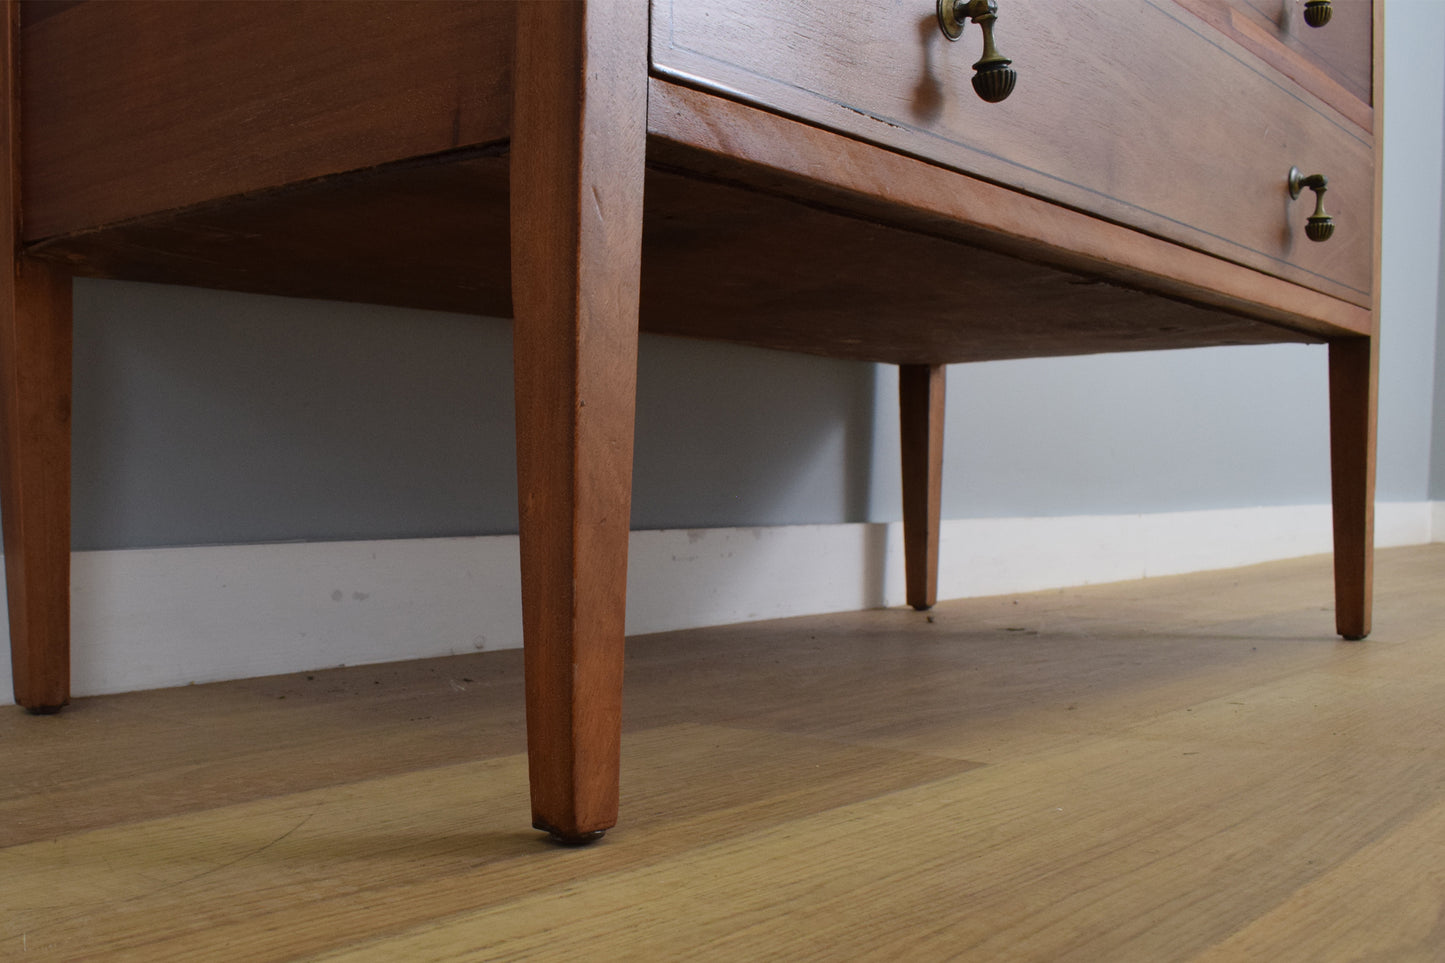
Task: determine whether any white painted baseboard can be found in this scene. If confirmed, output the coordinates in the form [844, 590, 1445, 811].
[2, 502, 1437, 703]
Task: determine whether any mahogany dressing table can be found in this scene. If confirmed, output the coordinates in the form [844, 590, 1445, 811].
[1, 0, 1379, 842]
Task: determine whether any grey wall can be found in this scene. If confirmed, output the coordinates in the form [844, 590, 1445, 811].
[1435, 230, 1445, 498]
[71, 281, 880, 550]
[1433, 38, 1445, 502]
[1434, 178, 1445, 500]
[50, 4, 1445, 552]
[72, 283, 519, 549]
[70, 282, 1351, 551]
[866, 344, 1334, 524]
[1379, 0, 1445, 504]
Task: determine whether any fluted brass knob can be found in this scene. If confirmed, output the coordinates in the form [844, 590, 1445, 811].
[1303, 1, 1332, 28]
[1289, 166, 1334, 242]
[937, 0, 1017, 104]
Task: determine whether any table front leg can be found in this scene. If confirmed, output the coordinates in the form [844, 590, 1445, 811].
[510, 1, 648, 843]
[1328, 335, 1377, 641]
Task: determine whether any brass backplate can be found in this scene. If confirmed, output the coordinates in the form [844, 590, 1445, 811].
[937, 0, 964, 41]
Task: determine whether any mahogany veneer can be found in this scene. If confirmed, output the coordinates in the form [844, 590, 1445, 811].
[2, 0, 1381, 841]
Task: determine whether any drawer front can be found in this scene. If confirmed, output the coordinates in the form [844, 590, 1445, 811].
[1172, 0, 1373, 128]
[651, 0, 1374, 307]
[1222, 0, 1372, 106]
[20, 1, 516, 242]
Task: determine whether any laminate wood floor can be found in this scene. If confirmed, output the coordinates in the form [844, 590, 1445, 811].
[3, 545, 1444, 961]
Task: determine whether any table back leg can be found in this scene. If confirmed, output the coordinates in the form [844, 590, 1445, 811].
[900, 364, 946, 611]
[1328, 336, 1377, 641]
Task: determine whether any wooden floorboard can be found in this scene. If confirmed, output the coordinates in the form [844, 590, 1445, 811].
[2, 545, 1443, 960]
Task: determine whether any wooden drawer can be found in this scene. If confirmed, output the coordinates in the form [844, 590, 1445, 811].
[19, 0, 516, 242]
[650, 0, 1374, 307]
[1172, 0, 1372, 129]
[1219, 0, 1372, 106]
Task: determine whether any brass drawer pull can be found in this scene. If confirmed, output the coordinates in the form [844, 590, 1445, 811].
[936, 0, 1016, 103]
[1304, 1, 1332, 28]
[1289, 167, 1335, 242]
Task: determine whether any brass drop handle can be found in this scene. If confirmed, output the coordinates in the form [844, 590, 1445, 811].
[936, 0, 1017, 103]
[1289, 167, 1334, 242]
[1303, 1, 1332, 28]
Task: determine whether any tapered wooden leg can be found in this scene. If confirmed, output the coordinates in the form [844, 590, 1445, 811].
[2, 3, 72, 713]
[510, 1, 647, 843]
[1328, 336, 1377, 641]
[900, 364, 945, 611]
[0, 261, 71, 713]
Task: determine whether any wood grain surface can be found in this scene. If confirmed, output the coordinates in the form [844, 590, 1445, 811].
[1, 0, 71, 712]
[899, 364, 945, 611]
[23, 149, 1338, 367]
[1327, 337, 1376, 639]
[509, 0, 649, 842]
[16, 10, 1374, 362]
[643, 79, 1372, 343]
[3, 1, 1382, 752]
[3, 545, 1442, 960]
[22, 1, 1376, 305]
[18, 0, 515, 240]
[1325, 0, 1383, 641]
[653, 0, 1375, 304]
